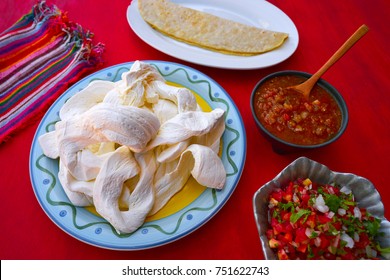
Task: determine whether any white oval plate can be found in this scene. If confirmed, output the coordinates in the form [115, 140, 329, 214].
[29, 61, 246, 250]
[127, 0, 299, 70]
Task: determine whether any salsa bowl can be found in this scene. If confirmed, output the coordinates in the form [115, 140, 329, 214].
[250, 70, 348, 153]
[253, 157, 390, 259]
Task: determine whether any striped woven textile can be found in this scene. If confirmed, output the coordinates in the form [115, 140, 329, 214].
[0, 0, 104, 143]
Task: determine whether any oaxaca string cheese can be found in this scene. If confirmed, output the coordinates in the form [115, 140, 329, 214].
[38, 61, 226, 234]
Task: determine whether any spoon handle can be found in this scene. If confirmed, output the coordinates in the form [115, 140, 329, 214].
[310, 24, 369, 83]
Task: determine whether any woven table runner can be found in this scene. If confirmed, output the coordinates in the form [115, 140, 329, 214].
[0, 0, 104, 143]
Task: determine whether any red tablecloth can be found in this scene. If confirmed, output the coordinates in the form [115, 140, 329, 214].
[1, 0, 389, 260]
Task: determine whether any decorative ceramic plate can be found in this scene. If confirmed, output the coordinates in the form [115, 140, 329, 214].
[127, 0, 299, 69]
[29, 61, 246, 250]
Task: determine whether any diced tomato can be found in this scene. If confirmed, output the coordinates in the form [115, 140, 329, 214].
[275, 221, 293, 235]
[323, 251, 337, 260]
[280, 232, 293, 243]
[273, 223, 284, 235]
[341, 249, 355, 260]
[306, 213, 316, 228]
[294, 227, 308, 243]
[318, 234, 330, 249]
[266, 229, 274, 239]
[284, 221, 293, 231]
[332, 221, 342, 231]
[347, 205, 356, 213]
[297, 243, 308, 253]
[270, 217, 279, 227]
[282, 211, 292, 222]
[300, 193, 311, 205]
[283, 184, 294, 202]
[283, 192, 292, 202]
[270, 190, 283, 202]
[317, 214, 331, 224]
[269, 238, 283, 248]
[355, 232, 370, 249]
[310, 247, 324, 259]
[277, 249, 289, 260]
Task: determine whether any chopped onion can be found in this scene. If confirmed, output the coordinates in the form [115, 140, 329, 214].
[268, 197, 278, 208]
[354, 206, 362, 220]
[338, 208, 346, 216]
[314, 194, 329, 213]
[305, 228, 313, 238]
[340, 186, 352, 194]
[365, 245, 378, 258]
[330, 234, 340, 249]
[354, 231, 360, 242]
[314, 237, 321, 247]
[326, 211, 335, 219]
[341, 233, 354, 248]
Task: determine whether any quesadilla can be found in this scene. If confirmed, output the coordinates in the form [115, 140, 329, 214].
[138, 0, 288, 56]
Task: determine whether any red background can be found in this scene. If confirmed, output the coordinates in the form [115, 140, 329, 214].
[1, 0, 389, 259]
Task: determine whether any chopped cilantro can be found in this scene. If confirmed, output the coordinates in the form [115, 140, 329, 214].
[279, 201, 294, 211]
[307, 245, 314, 259]
[378, 245, 390, 254]
[364, 218, 381, 236]
[290, 209, 311, 223]
[342, 199, 355, 207]
[324, 194, 342, 212]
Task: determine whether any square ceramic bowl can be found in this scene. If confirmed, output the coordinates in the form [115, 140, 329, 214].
[253, 157, 390, 259]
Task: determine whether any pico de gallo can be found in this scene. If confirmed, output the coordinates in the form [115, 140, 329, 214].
[267, 178, 389, 259]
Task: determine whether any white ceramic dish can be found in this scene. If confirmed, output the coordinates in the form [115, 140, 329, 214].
[30, 61, 246, 250]
[127, 0, 299, 69]
[253, 157, 390, 259]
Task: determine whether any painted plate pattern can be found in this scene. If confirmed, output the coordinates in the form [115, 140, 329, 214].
[29, 61, 246, 250]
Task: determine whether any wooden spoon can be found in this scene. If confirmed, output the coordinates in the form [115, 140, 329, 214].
[289, 24, 369, 100]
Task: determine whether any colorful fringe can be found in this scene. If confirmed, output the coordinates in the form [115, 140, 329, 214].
[0, 0, 104, 143]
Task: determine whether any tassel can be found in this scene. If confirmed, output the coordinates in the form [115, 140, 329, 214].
[0, 0, 105, 143]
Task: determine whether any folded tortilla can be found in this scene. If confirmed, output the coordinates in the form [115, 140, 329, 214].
[138, 0, 288, 56]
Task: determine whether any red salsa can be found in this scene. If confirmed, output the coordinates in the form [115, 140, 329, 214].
[254, 75, 342, 145]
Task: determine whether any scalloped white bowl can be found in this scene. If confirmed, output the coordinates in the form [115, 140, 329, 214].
[253, 157, 390, 259]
